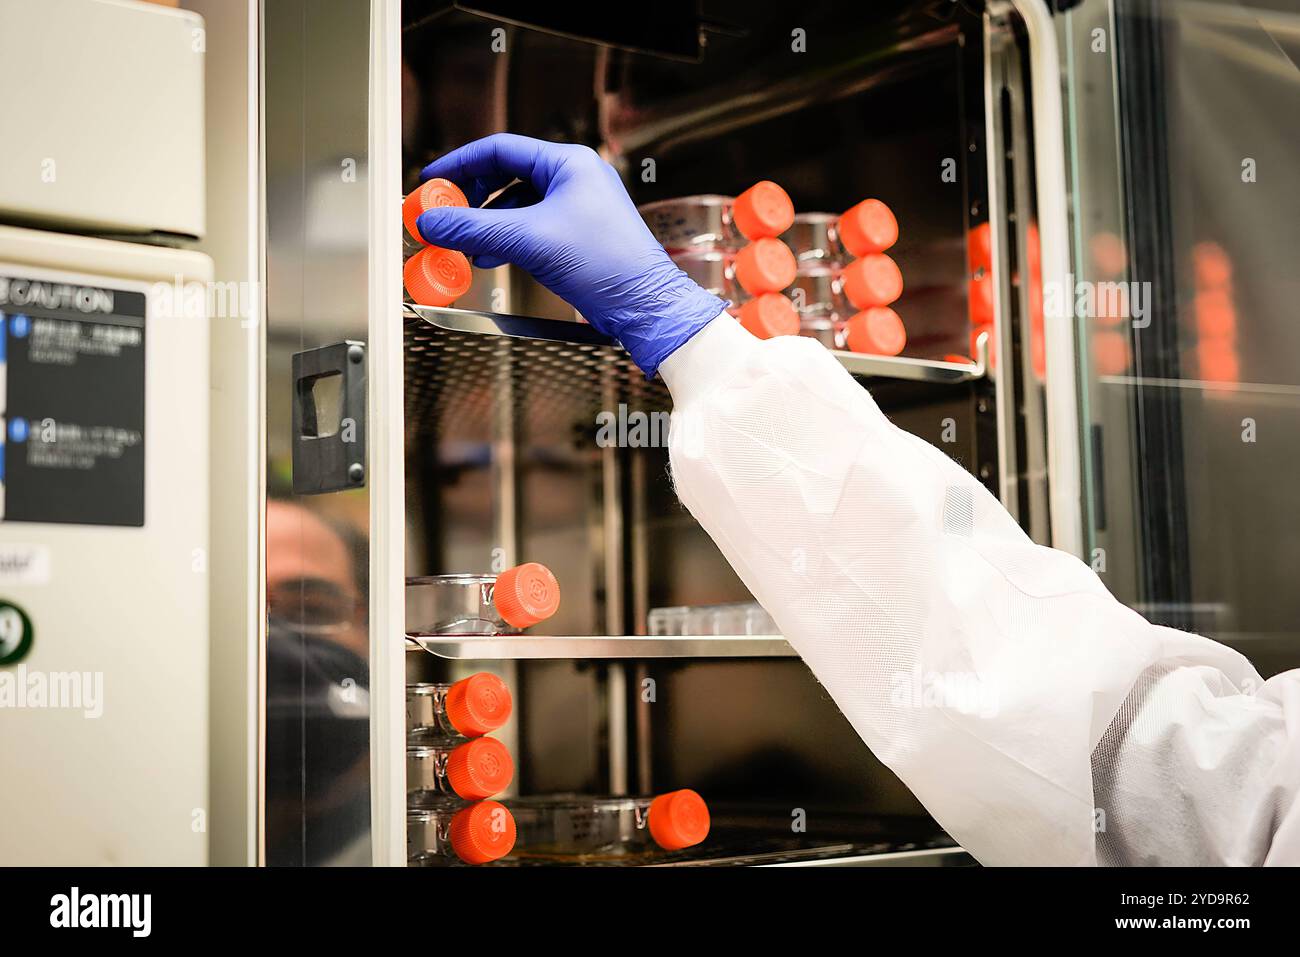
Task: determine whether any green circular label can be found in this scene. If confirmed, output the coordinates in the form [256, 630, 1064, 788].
[0, 601, 34, 666]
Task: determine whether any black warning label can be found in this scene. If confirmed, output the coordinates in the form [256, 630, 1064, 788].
[0, 275, 146, 527]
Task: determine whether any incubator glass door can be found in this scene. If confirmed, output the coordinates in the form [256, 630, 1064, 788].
[1061, 0, 1300, 672]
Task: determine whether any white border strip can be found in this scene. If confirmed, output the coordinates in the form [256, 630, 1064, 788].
[367, 0, 406, 867]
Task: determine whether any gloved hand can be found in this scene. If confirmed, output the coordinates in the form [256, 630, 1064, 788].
[417, 133, 727, 378]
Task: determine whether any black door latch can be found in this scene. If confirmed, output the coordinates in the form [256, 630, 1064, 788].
[292, 340, 367, 494]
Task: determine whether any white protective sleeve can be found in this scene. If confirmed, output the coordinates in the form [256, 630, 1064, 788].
[660, 314, 1300, 866]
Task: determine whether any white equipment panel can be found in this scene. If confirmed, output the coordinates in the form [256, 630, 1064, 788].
[0, 225, 210, 865]
[0, 0, 206, 238]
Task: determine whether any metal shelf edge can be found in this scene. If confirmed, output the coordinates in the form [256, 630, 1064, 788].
[759, 846, 974, 867]
[405, 633, 798, 659]
[405, 304, 989, 384]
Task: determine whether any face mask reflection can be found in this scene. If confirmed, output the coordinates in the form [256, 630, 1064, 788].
[264, 500, 370, 865]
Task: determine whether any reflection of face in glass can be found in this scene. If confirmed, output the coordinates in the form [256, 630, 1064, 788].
[265, 500, 370, 865]
[266, 501, 366, 657]
[268, 577, 359, 634]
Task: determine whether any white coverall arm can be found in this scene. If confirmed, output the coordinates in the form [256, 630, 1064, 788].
[661, 313, 1300, 866]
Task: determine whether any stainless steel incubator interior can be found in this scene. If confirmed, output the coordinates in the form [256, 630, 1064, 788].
[262, 0, 1300, 865]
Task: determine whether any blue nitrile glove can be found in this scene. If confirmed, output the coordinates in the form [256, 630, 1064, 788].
[417, 133, 726, 379]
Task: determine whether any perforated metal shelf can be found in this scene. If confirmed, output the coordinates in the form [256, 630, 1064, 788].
[404, 305, 669, 446]
[403, 304, 988, 445]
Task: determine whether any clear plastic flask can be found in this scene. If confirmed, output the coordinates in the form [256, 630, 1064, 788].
[406, 672, 513, 741]
[507, 790, 711, 863]
[639, 182, 794, 253]
[669, 248, 734, 299]
[406, 562, 561, 636]
[640, 195, 745, 254]
[408, 736, 514, 804]
[407, 800, 517, 866]
[648, 601, 777, 636]
[787, 266, 851, 347]
[781, 212, 847, 267]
